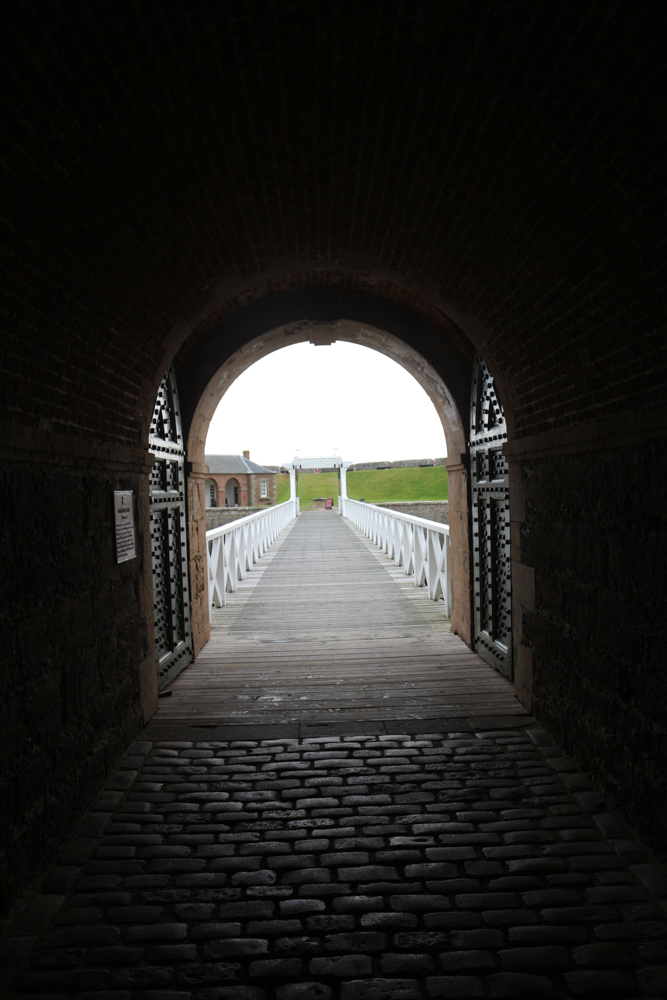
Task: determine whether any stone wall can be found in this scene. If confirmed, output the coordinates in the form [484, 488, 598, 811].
[372, 501, 449, 525]
[294, 467, 339, 474]
[249, 474, 277, 507]
[517, 440, 667, 855]
[205, 506, 265, 530]
[0, 455, 154, 918]
[348, 462, 392, 471]
[349, 459, 446, 470]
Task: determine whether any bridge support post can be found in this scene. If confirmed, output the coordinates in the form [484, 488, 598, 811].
[340, 461, 351, 499]
[288, 464, 297, 501]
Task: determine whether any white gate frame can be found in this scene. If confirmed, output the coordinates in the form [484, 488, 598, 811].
[340, 497, 451, 614]
[206, 499, 299, 618]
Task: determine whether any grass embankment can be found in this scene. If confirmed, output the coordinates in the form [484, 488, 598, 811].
[276, 471, 340, 508]
[276, 465, 448, 506]
[276, 474, 291, 503]
[347, 466, 448, 502]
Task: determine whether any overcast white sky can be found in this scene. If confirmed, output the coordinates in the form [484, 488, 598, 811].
[205, 342, 447, 466]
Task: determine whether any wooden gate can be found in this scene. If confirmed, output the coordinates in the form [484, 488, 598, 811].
[470, 355, 512, 677]
[149, 367, 193, 691]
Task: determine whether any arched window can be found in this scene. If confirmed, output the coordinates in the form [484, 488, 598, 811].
[205, 478, 217, 507]
[225, 478, 239, 506]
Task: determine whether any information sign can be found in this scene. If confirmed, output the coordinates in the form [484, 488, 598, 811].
[114, 491, 136, 563]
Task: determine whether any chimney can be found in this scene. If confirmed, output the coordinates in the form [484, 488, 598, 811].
[243, 450, 250, 459]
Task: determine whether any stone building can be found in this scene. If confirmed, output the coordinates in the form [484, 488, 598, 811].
[204, 451, 277, 507]
[1, 4, 665, 921]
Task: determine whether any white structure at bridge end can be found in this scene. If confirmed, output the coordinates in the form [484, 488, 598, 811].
[284, 456, 353, 500]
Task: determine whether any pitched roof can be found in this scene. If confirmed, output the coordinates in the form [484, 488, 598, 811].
[205, 454, 275, 475]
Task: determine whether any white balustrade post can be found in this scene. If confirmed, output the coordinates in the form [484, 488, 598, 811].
[208, 536, 226, 608]
[237, 523, 248, 578]
[414, 526, 425, 587]
[427, 528, 438, 601]
[227, 531, 238, 593]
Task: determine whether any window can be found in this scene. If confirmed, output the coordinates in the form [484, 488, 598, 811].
[260, 478, 268, 498]
[205, 478, 217, 507]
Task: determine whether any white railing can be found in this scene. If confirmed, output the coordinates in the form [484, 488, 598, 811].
[207, 499, 299, 617]
[340, 497, 452, 614]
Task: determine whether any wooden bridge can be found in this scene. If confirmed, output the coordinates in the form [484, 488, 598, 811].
[156, 509, 526, 727]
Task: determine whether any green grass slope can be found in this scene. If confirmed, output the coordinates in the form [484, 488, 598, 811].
[275, 466, 448, 505]
[276, 473, 291, 503]
[276, 471, 340, 507]
[348, 466, 448, 502]
[294, 472, 341, 508]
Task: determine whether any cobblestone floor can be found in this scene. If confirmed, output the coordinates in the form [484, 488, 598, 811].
[3, 718, 667, 999]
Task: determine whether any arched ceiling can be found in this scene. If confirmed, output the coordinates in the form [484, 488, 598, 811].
[3, 3, 664, 449]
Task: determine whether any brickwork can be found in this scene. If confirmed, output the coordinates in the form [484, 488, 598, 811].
[206, 476, 276, 509]
[208, 474, 250, 509]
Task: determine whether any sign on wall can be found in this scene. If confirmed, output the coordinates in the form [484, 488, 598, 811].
[114, 491, 136, 563]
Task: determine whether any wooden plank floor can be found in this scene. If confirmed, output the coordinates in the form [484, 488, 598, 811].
[157, 510, 527, 724]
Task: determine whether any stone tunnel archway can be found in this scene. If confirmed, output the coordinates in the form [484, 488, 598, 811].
[3, 3, 665, 923]
[156, 279, 516, 686]
[183, 318, 474, 657]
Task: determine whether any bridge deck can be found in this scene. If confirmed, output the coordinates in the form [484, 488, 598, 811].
[156, 510, 526, 725]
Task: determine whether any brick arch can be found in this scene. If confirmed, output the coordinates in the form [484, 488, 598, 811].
[170, 281, 509, 661]
[186, 319, 469, 467]
[135, 264, 480, 454]
[144, 264, 474, 440]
